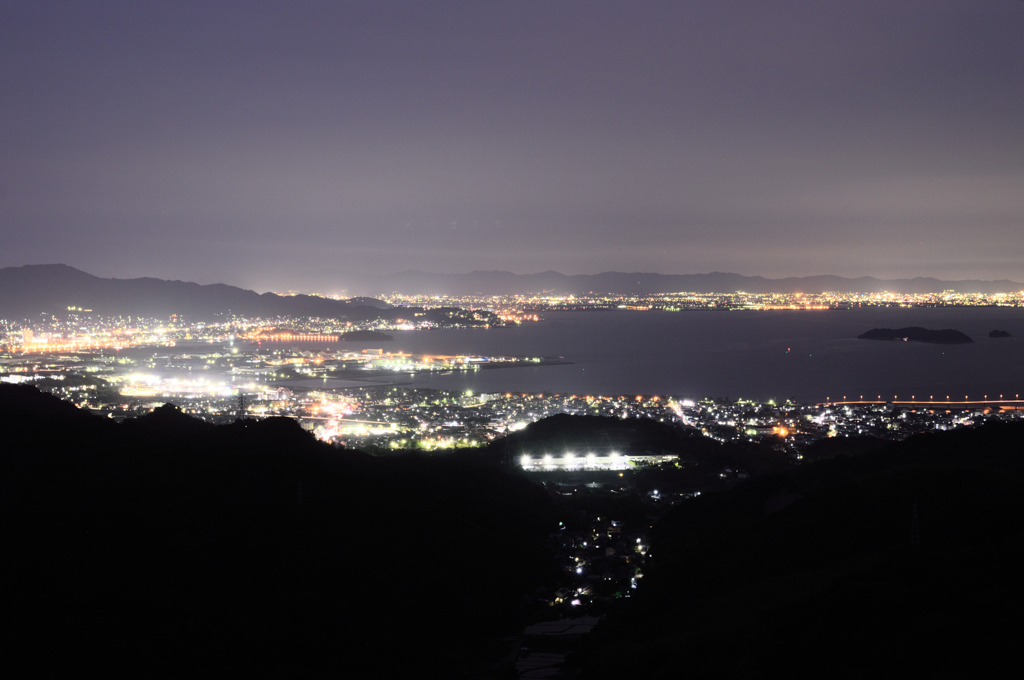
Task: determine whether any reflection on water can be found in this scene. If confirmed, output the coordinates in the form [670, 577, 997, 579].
[276, 309, 1024, 402]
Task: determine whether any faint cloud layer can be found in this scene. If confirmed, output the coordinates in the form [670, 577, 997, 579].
[1, 1, 1022, 288]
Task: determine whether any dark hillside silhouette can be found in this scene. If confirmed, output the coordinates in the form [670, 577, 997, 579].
[0, 264, 495, 325]
[2, 384, 557, 676]
[574, 421, 1024, 678]
[8, 384, 1024, 677]
[488, 413, 788, 484]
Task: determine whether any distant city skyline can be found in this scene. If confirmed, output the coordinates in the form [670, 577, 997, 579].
[2, 1, 1022, 292]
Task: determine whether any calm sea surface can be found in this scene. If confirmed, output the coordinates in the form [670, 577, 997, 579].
[291, 308, 1024, 403]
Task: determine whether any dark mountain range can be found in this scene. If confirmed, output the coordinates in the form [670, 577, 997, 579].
[6, 382, 1024, 676]
[2, 383, 557, 676]
[355, 269, 1024, 296]
[0, 264, 398, 320]
[4, 266, 1020, 318]
[575, 420, 1024, 678]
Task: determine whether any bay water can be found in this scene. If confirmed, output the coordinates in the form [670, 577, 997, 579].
[297, 308, 1024, 403]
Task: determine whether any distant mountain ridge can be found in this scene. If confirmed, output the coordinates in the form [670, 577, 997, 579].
[0, 264, 393, 320]
[3, 265, 1021, 320]
[358, 269, 1024, 296]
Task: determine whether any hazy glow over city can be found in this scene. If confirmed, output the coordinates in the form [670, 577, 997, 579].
[2, 2, 1022, 290]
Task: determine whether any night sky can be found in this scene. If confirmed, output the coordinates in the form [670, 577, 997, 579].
[2, 1, 1022, 292]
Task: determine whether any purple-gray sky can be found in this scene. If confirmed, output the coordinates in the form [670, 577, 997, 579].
[2, 1, 1022, 292]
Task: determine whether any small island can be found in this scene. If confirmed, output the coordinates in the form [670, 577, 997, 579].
[857, 327, 973, 344]
[338, 330, 394, 342]
[989, 329, 1012, 338]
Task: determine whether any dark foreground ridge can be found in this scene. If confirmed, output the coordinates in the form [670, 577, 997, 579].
[858, 326, 974, 343]
[6, 384, 1024, 677]
[2, 384, 556, 676]
[573, 421, 1024, 678]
